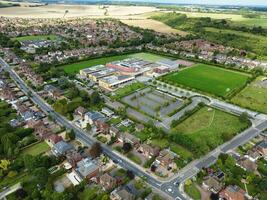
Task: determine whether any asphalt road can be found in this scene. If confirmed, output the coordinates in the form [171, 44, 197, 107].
[2, 58, 267, 200]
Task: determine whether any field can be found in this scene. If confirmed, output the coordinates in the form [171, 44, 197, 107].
[232, 76, 267, 113]
[60, 52, 170, 75]
[112, 82, 146, 100]
[0, 4, 158, 18]
[21, 141, 50, 156]
[129, 52, 173, 62]
[60, 54, 129, 75]
[205, 27, 267, 59]
[13, 34, 58, 42]
[176, 11, 267, 28]
[163, 64, 250, 97]
[172, 106, 249, 155]
[121, 19, 187, 35]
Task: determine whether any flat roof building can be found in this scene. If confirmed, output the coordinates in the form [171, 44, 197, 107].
[79, 65, 106, 77]
[88, 68, 117, 82]
[99, 75, 134, 91]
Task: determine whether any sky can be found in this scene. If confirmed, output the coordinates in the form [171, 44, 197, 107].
[114, 0, 267, 6]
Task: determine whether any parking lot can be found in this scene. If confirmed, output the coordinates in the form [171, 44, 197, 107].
[122, 87, 184, 121]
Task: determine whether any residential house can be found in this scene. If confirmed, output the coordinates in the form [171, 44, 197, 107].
[27, 119, 45, 130]
[245, 149, 261, 162]
[155, 150, 175, 167]
[84, 111, 105, 125]
[75, 157, 99, 180]
[52, 141, 73, 156]
[35, 125, 52, 139]
[135, 124, 145, 132]
[1, 87, 16, 101]
[138, 144, 160, 159]
[95, 119, 110, 134]
[118, 133, 140, 148]
[99, 173, 117, 191]
[74, 106, 87, 118]
[237, 157, 257, 172]
[66, 150, 83, 168]
[109, 126, 120, 137]
[202, 176, 223, 193]
[44, 84, 62, 99]
[256, 140, 267, 158]
[219, 185, 247, 200]
[110, 188, 135, 200]
[46, 134, 63, 146]
[101, 107, 114, 117]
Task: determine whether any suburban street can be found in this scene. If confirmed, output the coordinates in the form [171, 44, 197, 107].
[1, 57, 267, 200]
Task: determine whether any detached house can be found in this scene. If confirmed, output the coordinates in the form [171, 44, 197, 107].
[75, 158, 99, 180]
[138, 144, 160, 159]
[99, 173, 117, 191]
[84, 111, 105, 125]
[118, 133, 140, 148]
[219, 185, 247, 200]
[74, 106, 87, 118]
[46, 134, 63, 146]
[202, 176, 223, 193]
[256, 140, 267, 158]
[155, 150, 175, 167]
[52, 141, 73, 156]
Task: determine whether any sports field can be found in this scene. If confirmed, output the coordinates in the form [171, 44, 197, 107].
[163, 64, 250, 97]
[171, 106, 249, 155]
[60, 54, 129, 75]
[130, 52, 173, 62]
[60, 52, 170, 75]
[13, 34, 58, 42]
[232, 76, 267, 113]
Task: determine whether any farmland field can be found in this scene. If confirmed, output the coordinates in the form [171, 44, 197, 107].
[162, 64, 250, 97]
[122, 19, 188, 35]
[232, 76, 267, 113]
[12, 34, 58, 41]
[171, 106, 250, 155]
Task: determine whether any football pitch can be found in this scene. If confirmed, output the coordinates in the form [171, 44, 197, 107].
[163, 64, 250, 97]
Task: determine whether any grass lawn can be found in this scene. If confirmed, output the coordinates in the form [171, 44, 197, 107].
[163, 64, 250, 97]
[184, 183, 201, 200]
[60, 54, 129, 75]
[170, 143, 193, 161]
[231, 76, 267, 113]
[127, 152, 142, 165]
[13, 34, 58, 42]
[172, 106, 249, 154]
[21, 141, 50, 156]
[151, 138, 169, 149]
[112, 82, 146, 100]
[134, 131, 151, 142]
[129, 52, 174, 62]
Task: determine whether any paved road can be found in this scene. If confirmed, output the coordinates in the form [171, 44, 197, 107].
[2, 58, 267, 200]
[0, 183, 22, 200]
[0, 58, 185, 200]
